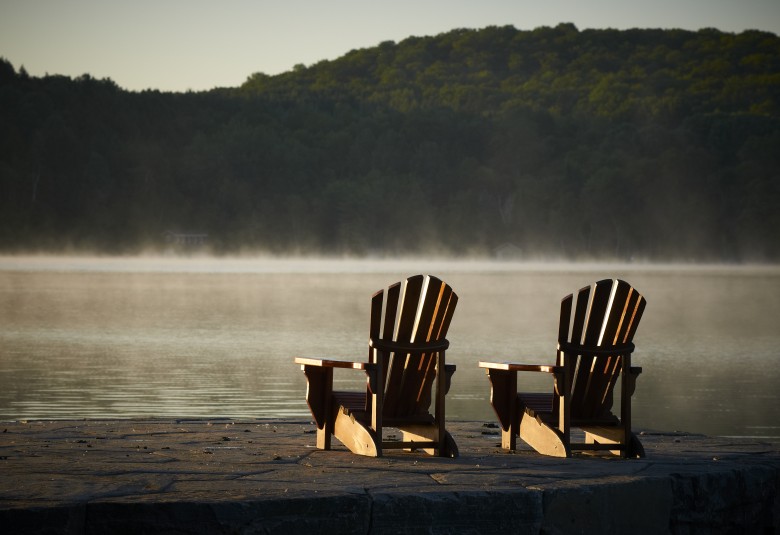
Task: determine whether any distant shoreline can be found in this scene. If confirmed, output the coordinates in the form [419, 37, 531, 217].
[1, 254, 779, 275]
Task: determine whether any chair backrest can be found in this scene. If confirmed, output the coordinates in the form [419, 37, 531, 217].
[369, 274, 458, 419]
[557, 279, 646, 419]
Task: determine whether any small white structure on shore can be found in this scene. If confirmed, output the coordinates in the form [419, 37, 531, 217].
[493, 242, 522, 259]
[162, 231, 209, 247]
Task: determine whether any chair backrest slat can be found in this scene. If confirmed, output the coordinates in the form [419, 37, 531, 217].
[569, 285, 591, 350]
[382, 276, 423, 415]
[369, 287, 387, 403]
[399, 276, 457, 415]
[372, 281, 401, 387]
[382, 282, 402, 340]
[558, 293, 573, 344]
[369, 290, 383, 359]
[582, 280, 631, 415]
[558, 279, 646, 419]
[570, 280, 610, 412]
[368, 275, 458, 419]
[623, 291, 647, 343]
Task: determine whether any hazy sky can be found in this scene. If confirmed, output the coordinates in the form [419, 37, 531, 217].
[2, 0, 779, 92]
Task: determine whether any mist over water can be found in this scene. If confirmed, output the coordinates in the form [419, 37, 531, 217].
[1, 255, 778, 439]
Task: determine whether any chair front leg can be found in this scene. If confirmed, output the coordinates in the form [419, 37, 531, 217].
[485, 368, 518, 450]
[301, 365, 333, 450]
[444, 363, 456, 394]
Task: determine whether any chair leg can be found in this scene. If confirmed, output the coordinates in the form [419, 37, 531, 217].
[333, 408, 380, 457]
[302, 365, 334, 450]
[583, 426, 623, 456]
[502, 427, 516, 450]
[628, 432, 645, 458]
[442, 430, 459, 458]
[398, 426, 459, 458]
[316, 419, 332, 450]
[581, 426, 645, 458]
[519, 412, 570, 457]
[485, 368, 518, 450]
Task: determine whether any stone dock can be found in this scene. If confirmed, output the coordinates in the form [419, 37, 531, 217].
[1, 419, 778, 534]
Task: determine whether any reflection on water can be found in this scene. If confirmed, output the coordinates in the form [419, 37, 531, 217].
[1, 256, 779, 438]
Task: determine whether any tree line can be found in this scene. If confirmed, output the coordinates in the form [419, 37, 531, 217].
[1, 24, 779, 260]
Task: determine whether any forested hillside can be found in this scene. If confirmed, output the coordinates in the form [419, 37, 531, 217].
[1, 24, 779, 260]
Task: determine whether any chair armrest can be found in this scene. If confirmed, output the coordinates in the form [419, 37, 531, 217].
[294, 357, 369, 370]
[625, 366, 642, 396]
[478, 361, 561, 374]
[443, 363, 456, 394]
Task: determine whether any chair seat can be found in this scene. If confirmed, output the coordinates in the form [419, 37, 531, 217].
[333, 391, 366, 413]
[518, 392, 621, 426]
[518, 392, 553, 417]
[333, 391, 438, 427]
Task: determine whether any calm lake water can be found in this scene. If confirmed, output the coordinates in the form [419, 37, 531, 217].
[1, 256, 778, 439]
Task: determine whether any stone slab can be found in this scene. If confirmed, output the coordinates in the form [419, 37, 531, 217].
[1, 419, 778, 533]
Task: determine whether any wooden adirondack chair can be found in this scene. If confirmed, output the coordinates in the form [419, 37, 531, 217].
[479, 279, 647, 458]
[294, 274, 459, 457]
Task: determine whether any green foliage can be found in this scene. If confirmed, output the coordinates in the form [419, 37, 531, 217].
[1, 27, 779, 260]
